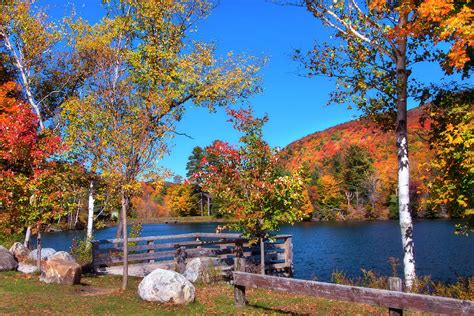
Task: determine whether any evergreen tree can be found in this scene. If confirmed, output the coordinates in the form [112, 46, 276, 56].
[186, 146, 206, 180]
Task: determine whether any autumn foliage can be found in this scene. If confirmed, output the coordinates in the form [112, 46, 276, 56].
[0, 75, 62, 234]
[196, 108, 312, 241]
[281, 108, 432, 220]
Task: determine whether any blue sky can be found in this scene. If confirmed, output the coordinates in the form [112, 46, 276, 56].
[43, 0, 466, 178]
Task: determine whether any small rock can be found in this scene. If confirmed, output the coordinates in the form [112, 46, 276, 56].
[9, 242, 30, 262]
[184, 257, 213, 283]
[40, 258, 81, 285]
[17, 262, 38, 274]
[138, 269, 195, 304]
[29, 248, 56, 261]
[49, 251, 75, 262]
[0, 246, 18, 271]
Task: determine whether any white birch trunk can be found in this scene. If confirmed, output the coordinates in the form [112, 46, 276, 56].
[23, 226, 32, 249]
[398, 134, 416, 289]
[2, 32, 44, 129]
[396, 8, 416, 290]
[86, 181, 95, 243]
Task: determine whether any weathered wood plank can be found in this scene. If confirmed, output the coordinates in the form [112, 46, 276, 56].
[92, 233, 294, 276]
[284, 237, 293, 276]
[94, 233, 291, 245]
[233, 272, 474, 315]
[389, 277, 403, 316]
[99, 233, 199, 244]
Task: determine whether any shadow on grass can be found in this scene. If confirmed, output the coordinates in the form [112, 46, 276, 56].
[246, 302, 302, 315]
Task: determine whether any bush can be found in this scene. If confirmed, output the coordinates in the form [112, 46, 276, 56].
[70, 238, 92, 265]
[0, 233, 22, 248]
[331, 269, 473, 300]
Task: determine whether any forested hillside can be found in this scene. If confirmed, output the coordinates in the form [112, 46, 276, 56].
[280, 108, 433, 220]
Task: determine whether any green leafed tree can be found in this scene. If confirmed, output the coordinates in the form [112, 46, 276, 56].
[61, 0, 261, 289]
[199, 108, 312, 274]
[422, 88, 473, 234]
[186, 146, 206, 181]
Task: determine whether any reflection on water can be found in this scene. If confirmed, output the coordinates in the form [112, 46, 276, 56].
[38, 219, 473, 282]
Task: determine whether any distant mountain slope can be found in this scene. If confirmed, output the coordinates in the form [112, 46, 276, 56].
[281, 107, 431, 201]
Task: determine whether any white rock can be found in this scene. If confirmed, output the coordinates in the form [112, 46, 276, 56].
[138, 269, 195, 304]
[49, 251, 75, 262]
[29, 248, 56, 261]
[17, 262, 38, 274]
[184, 257, 212, 283]
[9, 242, 30, 261]
[0, 246, 18, 271]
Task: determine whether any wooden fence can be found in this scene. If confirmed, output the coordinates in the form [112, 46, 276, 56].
[92, 233, 293, 276]
[232, 271, 474, 315]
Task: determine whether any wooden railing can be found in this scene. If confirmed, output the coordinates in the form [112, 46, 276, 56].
[232, 271, 474, 315]
[92, 233, 293, 276]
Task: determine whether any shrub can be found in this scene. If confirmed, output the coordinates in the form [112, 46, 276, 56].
[70, 237, 92, 265]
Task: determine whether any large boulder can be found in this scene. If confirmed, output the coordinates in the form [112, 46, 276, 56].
[183, 257, 213, 283]
[9, 242, 30, 262]
[0, 246, 18, 271]
[49, 251, 75, 262]
[29, 248, 56, 261]
[17, 262, 38, 274]
[138, 269, 195, 304]
[40, 258, 81, 285]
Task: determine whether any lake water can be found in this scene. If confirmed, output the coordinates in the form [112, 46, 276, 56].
[38, 219, 473, 282]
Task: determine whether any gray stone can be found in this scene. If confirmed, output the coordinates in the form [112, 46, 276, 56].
[49, 251, 75, 262]
[17, 262, 38, 274]
[29, 248, 56, 261]
[40, 258, 81, 285]
[0, 246, 18, 271]
[9, 242, 30, 262]
[184, 257, 212, 283]
[138, 269, 195, 304]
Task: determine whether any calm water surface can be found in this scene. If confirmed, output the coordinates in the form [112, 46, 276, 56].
[39, 220, 473, 282]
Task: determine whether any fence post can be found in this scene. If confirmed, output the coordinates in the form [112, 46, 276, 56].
[388, 277, 403, 316]
[195, 235, 202, 249]
[233, 241, 246, 307]
[147, 240, 155, 263]
[234, 257, 246, 307]
[284, 236, 294, 277]
[91, 241, 99, 273]
[175, 246, 187, 274]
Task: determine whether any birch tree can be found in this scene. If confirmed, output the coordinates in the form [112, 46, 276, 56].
[291, 0, 472, 289]
[62, 0, 261, 290]
[0, 0, 83, 247]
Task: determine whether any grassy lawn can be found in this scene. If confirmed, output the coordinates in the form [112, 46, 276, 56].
[0, 271, 389, 315]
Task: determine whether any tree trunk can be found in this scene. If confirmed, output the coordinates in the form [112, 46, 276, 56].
[115, 212, 123, 239]
[74, 204, 80, 227]
[24, 226, 31, 249]
[200, 192, 204, 216]
[86, 181, 95, 246]
[121, 188, 129, 290]
[36, 223, 42, 271]
[207, 195, 211, 216]
[396, 9, 416, 290]
[2, 33, 44, 129]
[260, 237, 265, 275]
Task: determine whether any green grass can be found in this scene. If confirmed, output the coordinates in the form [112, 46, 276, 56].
[0, 271, 387, 315]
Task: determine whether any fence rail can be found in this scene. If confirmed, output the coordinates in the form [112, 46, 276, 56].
[92, 233, 293, 276]
[232, 271, 474, 315]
